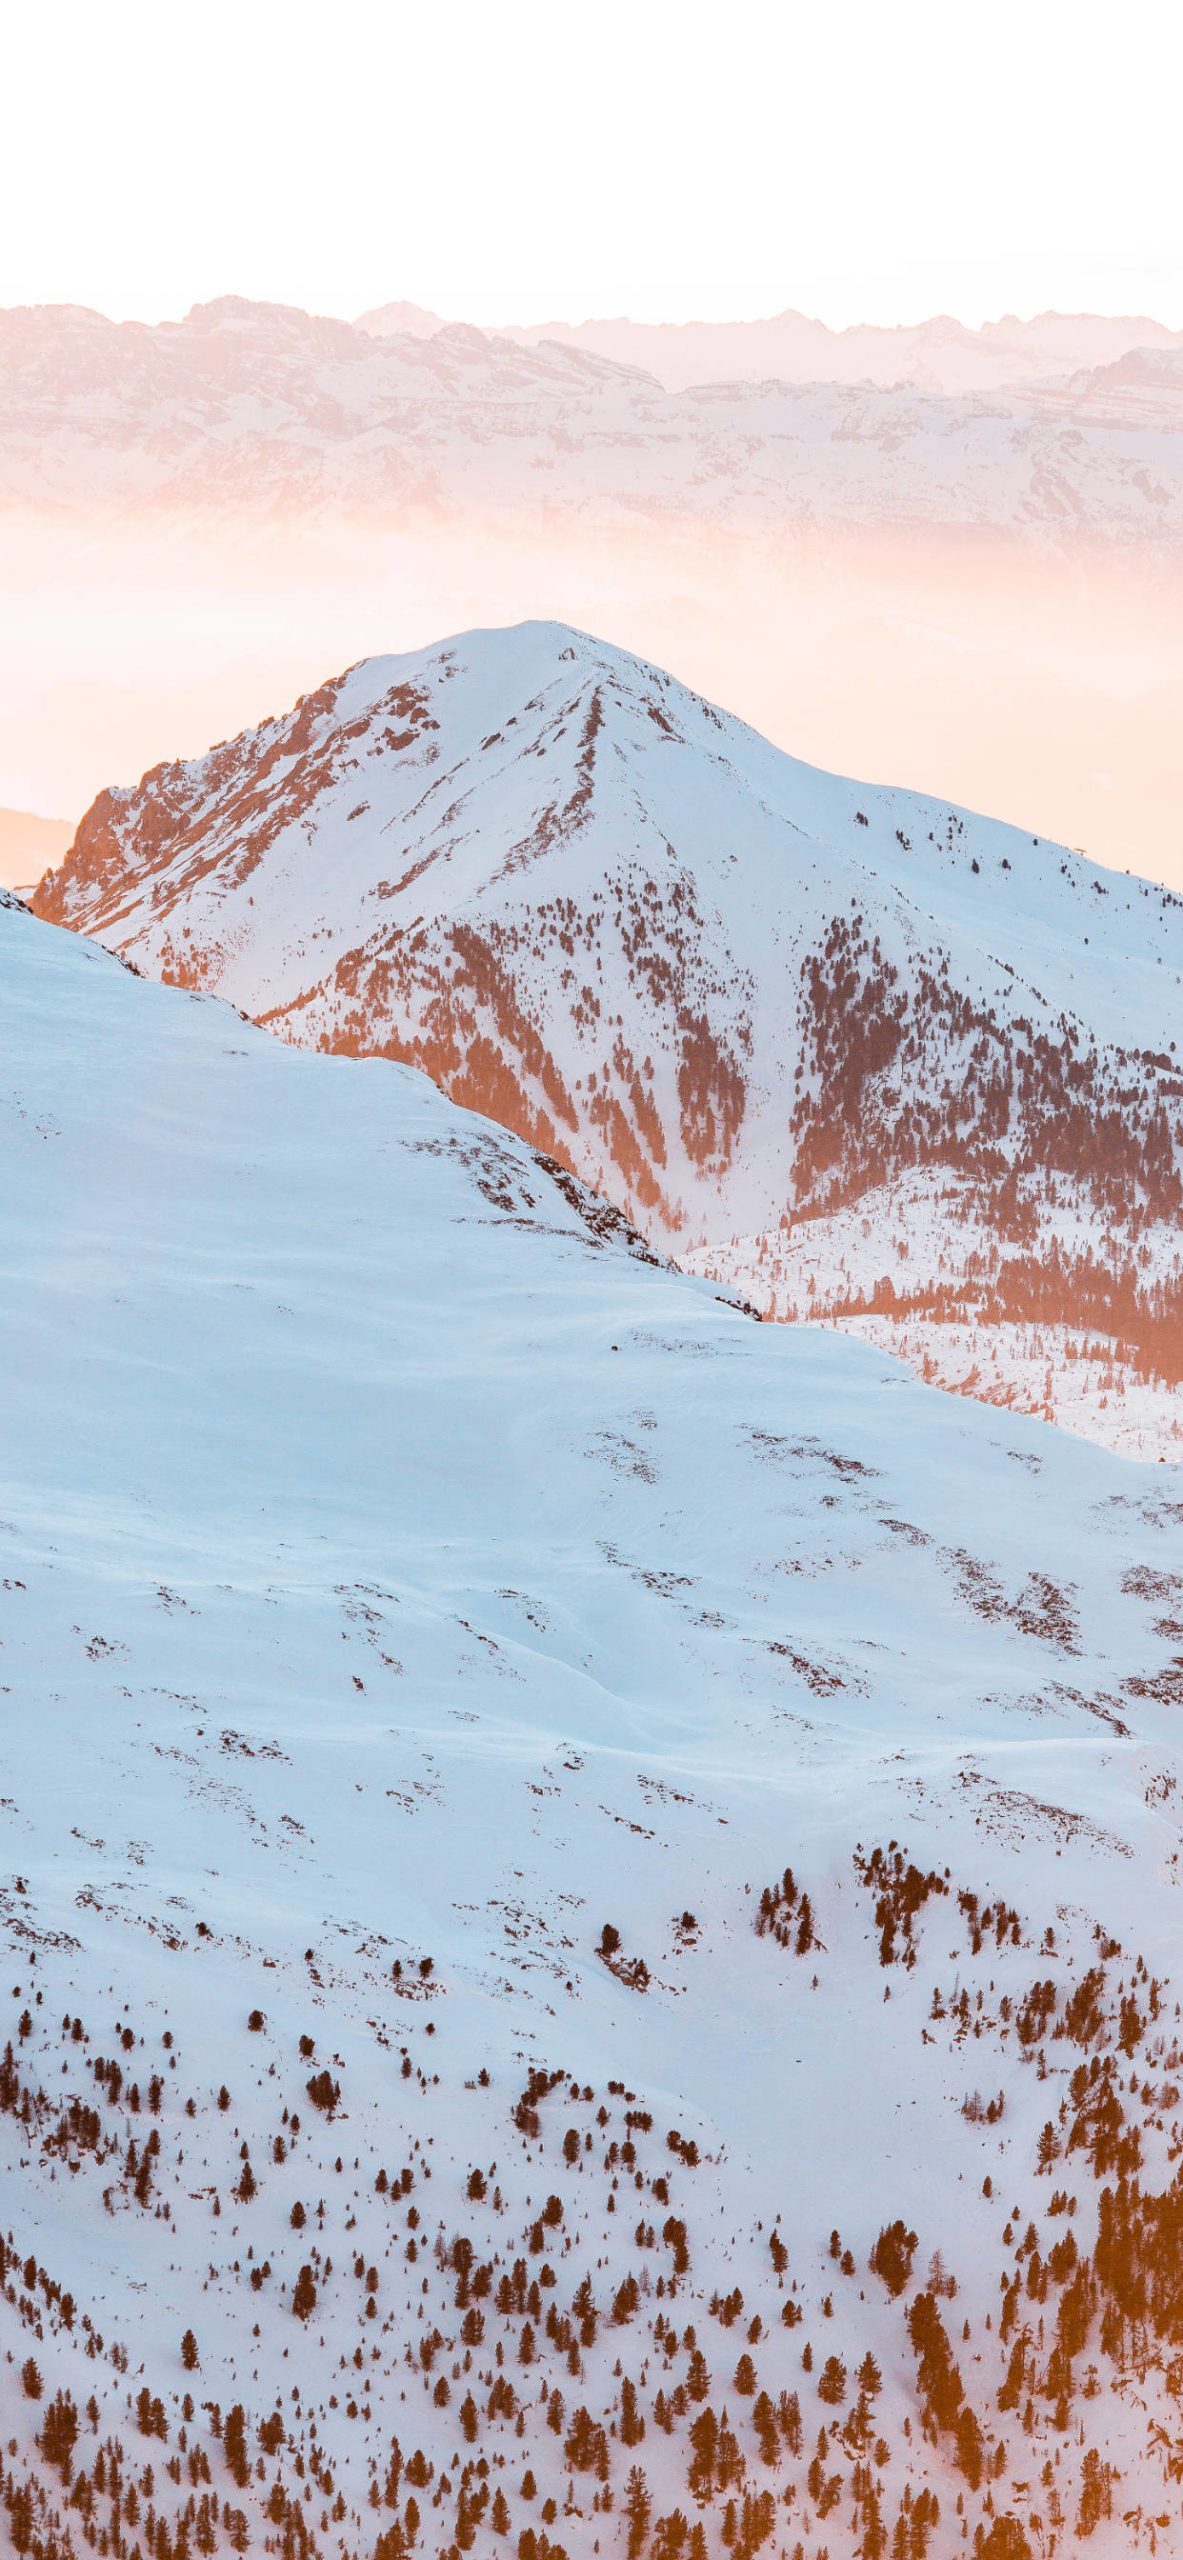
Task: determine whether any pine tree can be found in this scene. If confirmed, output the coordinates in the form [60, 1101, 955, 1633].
[621, 2375, 645, 2445]
[224, 2403, 250, 2489]
[625, 2466, 651, 2560]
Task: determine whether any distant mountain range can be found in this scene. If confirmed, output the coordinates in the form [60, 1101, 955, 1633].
[35, 620, 1183, 1456]
[359, 298, 1183, 396]
[1, 295, 1181, 546]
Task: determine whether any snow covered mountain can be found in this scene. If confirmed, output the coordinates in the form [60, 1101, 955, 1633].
[34, 622, 1183, 1457]
[2, 297, 1182, 549]
[5, 880, 1183, 2560]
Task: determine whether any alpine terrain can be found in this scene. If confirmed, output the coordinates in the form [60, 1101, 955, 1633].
[34, 623, 1183, 1457]
[6, 879, 1183, 2560]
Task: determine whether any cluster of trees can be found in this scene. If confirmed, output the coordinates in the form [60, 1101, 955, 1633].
[853, 1843, 948, 1968]
[793, 909, 1183, 1241]
[754, 1867, 819, 1956]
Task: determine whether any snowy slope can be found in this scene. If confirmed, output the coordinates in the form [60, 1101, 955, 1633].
[3, 298, 1183, 550]
[35, 621, 1183, 1456]
[4, 888, 1183, 2560]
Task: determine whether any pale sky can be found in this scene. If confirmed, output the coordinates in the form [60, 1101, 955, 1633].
[6, 0, 1183, 330]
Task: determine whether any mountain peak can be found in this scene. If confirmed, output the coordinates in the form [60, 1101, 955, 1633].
[35, 623, 1183, 1457]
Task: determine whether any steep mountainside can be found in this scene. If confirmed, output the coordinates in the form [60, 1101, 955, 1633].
[5, 885, 1183, 2560]
[34, 623, 1183, 1455]
[2, 298, 1182, 550]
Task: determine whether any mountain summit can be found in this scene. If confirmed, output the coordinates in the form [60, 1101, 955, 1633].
[36, 621, 1183, 1451]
